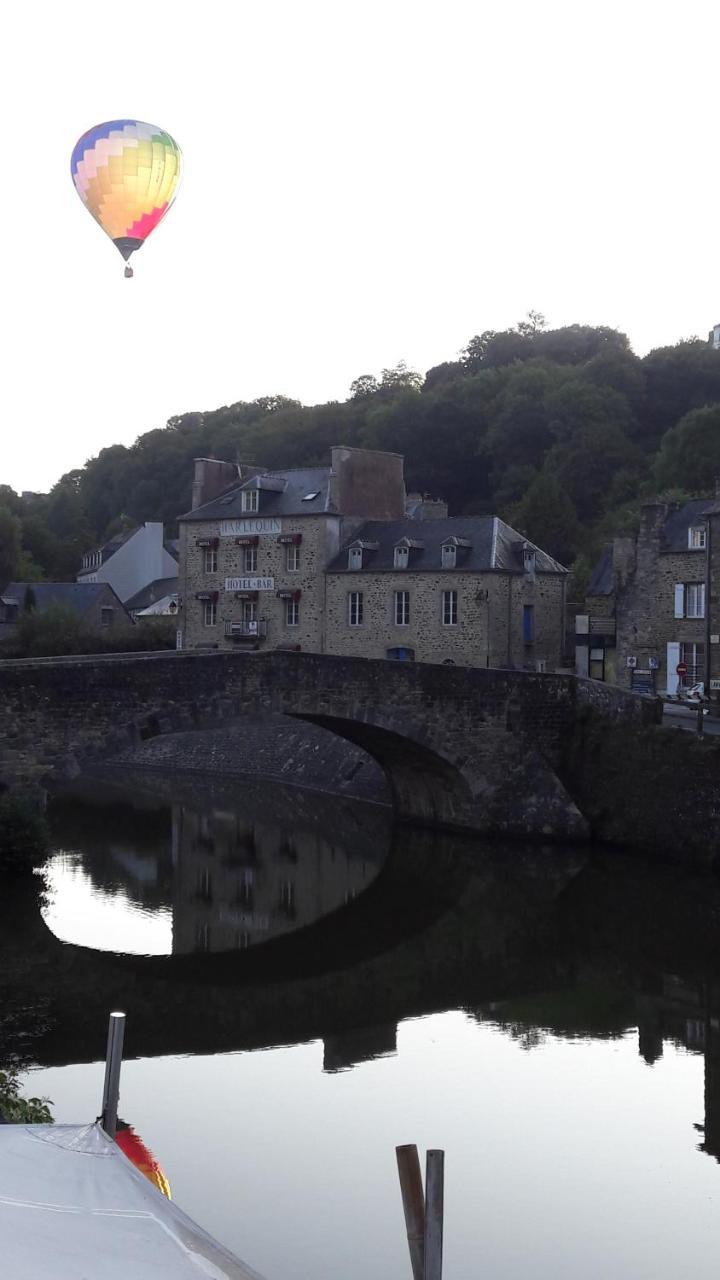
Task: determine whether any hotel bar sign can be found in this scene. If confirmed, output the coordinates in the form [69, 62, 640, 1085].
[225, 577, 274, 592]
[220, 518, 281, 537]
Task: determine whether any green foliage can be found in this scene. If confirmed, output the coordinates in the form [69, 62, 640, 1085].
[652, 405, 720, 493]
[2, 605, 175, 659]
[0, 793, 49, 873]
[0, 1067, 53, 1124]
[0, 508, 19, 586]
[506, 471, 581, 566]
[5, 319, 720, 588]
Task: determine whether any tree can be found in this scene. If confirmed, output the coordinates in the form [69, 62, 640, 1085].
[0, 506, 22, 587]
[506, 471, 581, 565]
[653, 405, 720, 493]
[641, 341, 720, 447]
[350, 374, 380, 399]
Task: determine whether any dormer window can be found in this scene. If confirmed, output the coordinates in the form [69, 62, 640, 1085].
[689, 526, 707, 549]
[394, 545, 409, 570]
[441, 543, 456, 570]
[348, 546, 363, 570]
[241, 489, 259, 513]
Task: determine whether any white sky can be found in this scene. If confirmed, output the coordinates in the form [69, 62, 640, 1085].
[3, 0, 719, 492]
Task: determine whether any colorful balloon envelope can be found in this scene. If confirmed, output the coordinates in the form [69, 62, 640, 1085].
[71, 119, 182, 276]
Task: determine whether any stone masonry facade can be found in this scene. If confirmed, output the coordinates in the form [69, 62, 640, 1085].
[324, 567, 565, 668]
[177, 446, 568, 669]
[580, 498, 718, 696]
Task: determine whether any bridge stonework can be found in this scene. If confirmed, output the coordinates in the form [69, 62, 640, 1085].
[0, 650, 666, 845]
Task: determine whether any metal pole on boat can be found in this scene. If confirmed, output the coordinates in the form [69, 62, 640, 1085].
[424, 1149, 444, 1280]
[100, 1011, 126, 1139]
[396, 1144, 425, 1280]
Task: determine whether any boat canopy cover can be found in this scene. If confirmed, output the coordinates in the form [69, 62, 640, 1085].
[0, 1122, 265, 1279]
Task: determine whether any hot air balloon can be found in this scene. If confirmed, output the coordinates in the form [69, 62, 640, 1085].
[71, 120, 182, 277]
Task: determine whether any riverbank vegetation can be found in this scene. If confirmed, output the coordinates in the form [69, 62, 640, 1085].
[0, 1067, 52, 1123]
[0, 606, 175, 659]
[0, 792, 48, 873]
[3, 317, 720, 593]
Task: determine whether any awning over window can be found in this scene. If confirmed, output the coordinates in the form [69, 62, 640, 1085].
[195, 537, 219, 548]
[235, 535, 260, 547]
[195, 591, 219, 602]
[276, 589, 301, 601]
[235, 591, 259, 601]
[277, 533, 302, 545]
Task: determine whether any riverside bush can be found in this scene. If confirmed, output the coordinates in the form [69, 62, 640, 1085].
[0, 605, 175, 658]
[0, 793, 49, 872]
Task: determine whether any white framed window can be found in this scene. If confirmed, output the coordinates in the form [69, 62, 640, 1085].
[285, 598, 299, 626]
[348, 591, 364, 626]
[286, 544, 300, 572]
[688, 527, 707, 549]
[681, 641, 705, 682]
[348, 547, 363, 570]
[442, 589, 458, 626]
[394, 545, 409, 569]
[441, 543, 456, 569]
[394, 590, 410, 625]
[203, 599, 217, 626]
[241, 489, 259, 513]
[203, 547, 217, 573]
[243, 545, 258, 573]
[675, 582, 705, 618]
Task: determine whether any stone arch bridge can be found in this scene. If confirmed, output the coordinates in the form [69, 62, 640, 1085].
[0, 650, 665, 844]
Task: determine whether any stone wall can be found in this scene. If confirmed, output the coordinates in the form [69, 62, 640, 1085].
[614, 503, 708, 692]
[0, 650, 664, 845]
[178, 514, 344, 651]
[560, 709, 720, 866]
[324, 570, 565, 668]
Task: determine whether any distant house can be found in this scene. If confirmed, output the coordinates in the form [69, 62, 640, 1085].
[0, 581, 133, 639]
[125, 577, 179, 619]
[577, 497, 717, 695]
[77, 522, 178, 605]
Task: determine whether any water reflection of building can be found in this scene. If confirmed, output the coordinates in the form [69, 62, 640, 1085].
[635, 975, 720, 1163]
[171, 803, 383, 954]
[323, 1023, 398, 1072]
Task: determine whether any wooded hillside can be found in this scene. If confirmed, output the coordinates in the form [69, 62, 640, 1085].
[4, 314, 720, 594]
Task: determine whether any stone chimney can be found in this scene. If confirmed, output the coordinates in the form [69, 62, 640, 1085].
[190, 458, 266, 511]
[611, 536, 635, 589]
[328, 447, 405, 519]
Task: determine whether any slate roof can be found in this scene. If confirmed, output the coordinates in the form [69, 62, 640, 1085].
[661, 499, 710, 552]
[586, 544, 614, 596]
[124, 577, 179, 613]
[327, 518, 567, 574]
[180, 468, 332, 521]
[2, 582, 128, 617]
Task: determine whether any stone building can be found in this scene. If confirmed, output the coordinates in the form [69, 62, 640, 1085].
[177, 447, 406, 653]
[325, 518, 567, 668]
[177, 446, 568, 668]
[577, 497, 716, 695]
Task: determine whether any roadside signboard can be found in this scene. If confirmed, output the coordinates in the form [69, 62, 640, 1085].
[676, 662, 688, 677]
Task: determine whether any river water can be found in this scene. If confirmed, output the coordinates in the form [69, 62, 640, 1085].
[5, 772, 720, 1279]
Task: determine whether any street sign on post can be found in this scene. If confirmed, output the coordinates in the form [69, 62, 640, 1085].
[676, 662, 688, 678]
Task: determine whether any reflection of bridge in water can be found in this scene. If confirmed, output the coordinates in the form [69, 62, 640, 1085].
[5, 776, 720, 1113]
[46, 774, 391, 956]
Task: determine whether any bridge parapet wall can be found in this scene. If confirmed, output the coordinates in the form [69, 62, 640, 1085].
[0, 650, 658, 842]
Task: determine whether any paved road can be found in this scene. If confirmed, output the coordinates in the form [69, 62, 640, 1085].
[663, 703, 720, 735]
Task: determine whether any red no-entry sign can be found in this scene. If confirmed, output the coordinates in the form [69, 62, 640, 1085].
[676, 662, 688, 677]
